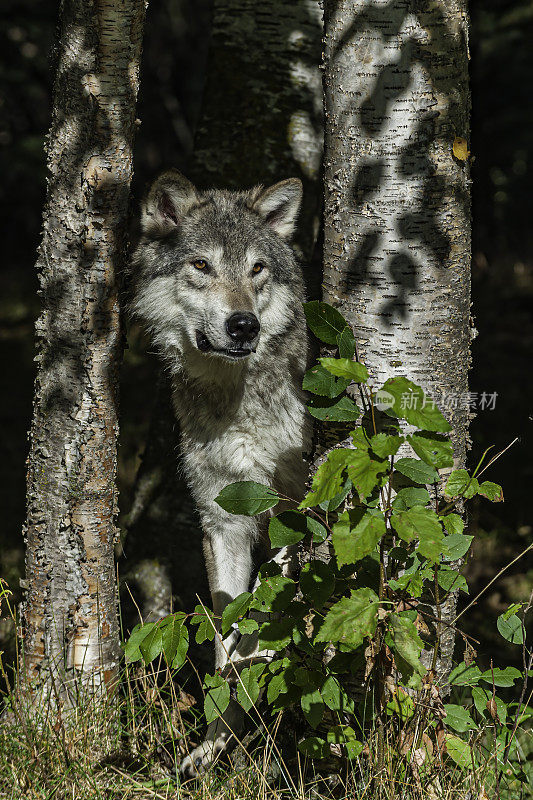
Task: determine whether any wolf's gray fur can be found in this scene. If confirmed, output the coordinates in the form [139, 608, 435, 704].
[131, 171, 311, 775]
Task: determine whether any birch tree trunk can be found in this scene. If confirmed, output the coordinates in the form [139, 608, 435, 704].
[322, 0, 471, 685]
[23, 0, 146, 696]
[123, 0, 323, 622]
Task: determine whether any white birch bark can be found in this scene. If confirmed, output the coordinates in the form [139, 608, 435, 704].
[322, 0, 472, 684]
[23, 0, 146, 695]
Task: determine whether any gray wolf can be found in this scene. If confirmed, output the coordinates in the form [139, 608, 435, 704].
[131, 170, 311, 775]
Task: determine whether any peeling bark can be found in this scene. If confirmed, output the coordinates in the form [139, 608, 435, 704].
[322, 0, 471, 685]
[23, 0, 146, 695]
[123, 0, 324, 621]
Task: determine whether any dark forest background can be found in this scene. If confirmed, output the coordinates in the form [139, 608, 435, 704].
[0, 0, 531, 671]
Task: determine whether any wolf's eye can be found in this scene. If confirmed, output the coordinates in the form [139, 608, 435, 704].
[192, 259, 208, 270]
[252, 262, 265, 275]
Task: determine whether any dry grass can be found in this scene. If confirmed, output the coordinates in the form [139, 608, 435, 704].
[1, 657, 529, 800]
[0, 581, 531, 800]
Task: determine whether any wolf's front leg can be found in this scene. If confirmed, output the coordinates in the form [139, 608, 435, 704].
[180, 511, 257, 778]
[203, 514, 257, 669]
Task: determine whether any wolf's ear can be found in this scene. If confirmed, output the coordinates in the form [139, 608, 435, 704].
[252, 178, 303, 240]
[141, 170, 199, 235]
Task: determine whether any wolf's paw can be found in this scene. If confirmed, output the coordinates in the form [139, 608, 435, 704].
[180, 738, 227, 779]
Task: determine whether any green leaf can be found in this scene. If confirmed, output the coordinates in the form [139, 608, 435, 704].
[215, 481, 279, 515]
[392, 487, 430, 510]
[381, 377, 451, 432]
[269, 511, 325, 548]
[294, 666, 323, 688]
[320, 675, 343, 711]
[267, 672, 289, 705]
[321, 676, 348, 712]
[347, 450, 389, 501]
[327, 726, 363, 760]
[303, 364, 351, 397]
[441, 513, 464, 537]
[390, 506, 444, 563]
[236, 664, 265, 712]
[301, 688, 324, 728]
[315, 588, 379, 648]
[418, 529, 445, 563]
[300, 560, 335, 608]
[437, 568, 468, 594]
[445, 734, 473, 770]
[318, 478, 352, 513]
[390, 506, 439, 543]
[204, 673, 230, 724]
[238, 617, 259, 635]
[409, 432, 454, 469]
[171, 627, 189, 670]
[443, 704, 477, 733]
[308, 516, 328, 543]
[307, 394, 360, 422]
[161, 613, 188, 668]
[346, 740, 364, 760]
[472, 686, 507, 722]
[297, 737, 329, 759]
[304, 301, 349, 345]
[478, 481, 504, 502]
[337, 326, 356, 358]
[445, 470, 479, 500]
[442, 533, 473, 561]
[370, 433, 404, 458]
[385, 614, 425, 676]
[221, 592, 252, 636]
[266, 661, 297, 706]
[394, 457, 439, 485]
[332, 509, 386, 566]
[386, 687, 415, 719]
[319, 357, 369, 384]
[351, 426, 371, 451]
[139, 622, 164, 664]
[497, 611, 524, 645]
[388, 570, 426, 598]
[299, 449, 352, 509]
[480, 666, 521, 687]
[326, 725, 359, 744]
[190, 605, 216, 643]
[124, 622, 156, 663]
[258, 618, 294, 651]
[251, 575, 295, 613]
[449, 662, 482, 686]
[502, 602, 524, 619]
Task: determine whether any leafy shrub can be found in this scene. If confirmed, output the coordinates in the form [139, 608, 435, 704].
[125, 302, 532, 793]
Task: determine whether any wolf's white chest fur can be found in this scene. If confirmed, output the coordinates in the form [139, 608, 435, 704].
[173, 358, 309, 514]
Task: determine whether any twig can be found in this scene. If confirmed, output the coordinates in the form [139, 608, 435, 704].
[476, 437, 519, 478]
[453, 541, 533, 625]
[503, 589, 533, 765]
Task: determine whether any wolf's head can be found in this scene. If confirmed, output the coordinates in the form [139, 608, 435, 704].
[131, 171, 305, 374]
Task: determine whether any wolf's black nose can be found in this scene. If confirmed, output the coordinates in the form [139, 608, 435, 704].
[226, 312, 260, 342]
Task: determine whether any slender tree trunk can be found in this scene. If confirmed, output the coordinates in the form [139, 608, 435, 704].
[123, 0, 323, 622]
[322, 0, 471, 684]
[23, 0, 146, 696]
[193, 0, 324, 257]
